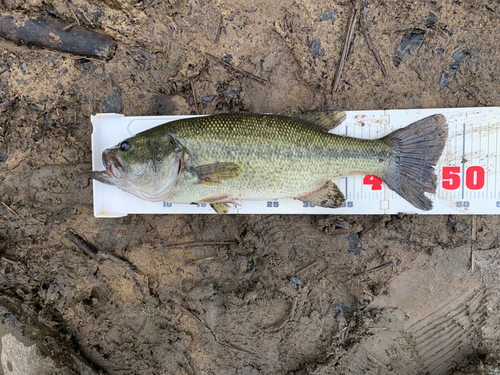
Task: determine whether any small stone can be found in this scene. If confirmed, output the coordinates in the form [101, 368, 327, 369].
[453, 222, 468, 232]
[347, 233, 362, 255]
[0, 152, 8, 165]
[318, 9, 334, 21]
[334, 303, 349, 316]
[102, 91, 122, 113]
[28, 104, 42, 111]
[202, 93, 216, 102]
[333, 220, 349, 229]
[225, 86, 240, 98]
[309, 38, 325, 58]
[289, 277, 304, 289]
[422, 12, 438, 27]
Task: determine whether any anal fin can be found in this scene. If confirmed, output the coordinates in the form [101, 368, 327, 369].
[296, 181, 346, 208]
[210, 203, 231, 214]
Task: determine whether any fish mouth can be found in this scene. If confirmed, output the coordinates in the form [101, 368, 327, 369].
[103, 150, 125, 179]
[91, 150, 125, 185]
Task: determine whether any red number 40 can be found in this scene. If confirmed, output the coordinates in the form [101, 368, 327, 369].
[363, 175, 383, 190]
[442, 166, 485, 190]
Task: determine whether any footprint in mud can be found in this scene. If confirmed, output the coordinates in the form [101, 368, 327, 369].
[29, 164, 92, 205]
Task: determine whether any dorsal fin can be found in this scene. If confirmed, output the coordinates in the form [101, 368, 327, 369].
[293, 110, 347, 132]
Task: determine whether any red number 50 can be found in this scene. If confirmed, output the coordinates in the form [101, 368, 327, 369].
[442, 167, 460, 189]
[442, 166, 485, 190]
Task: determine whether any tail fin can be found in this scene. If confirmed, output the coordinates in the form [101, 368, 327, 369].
[380, 114, 448, 211]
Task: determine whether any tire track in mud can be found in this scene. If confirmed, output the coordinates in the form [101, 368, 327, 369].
[408, 287, 488, 375]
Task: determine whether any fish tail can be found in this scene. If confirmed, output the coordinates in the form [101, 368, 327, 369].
[379, 114, 448, 211]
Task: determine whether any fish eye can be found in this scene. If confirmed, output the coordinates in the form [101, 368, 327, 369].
[120, 141, 130, 151]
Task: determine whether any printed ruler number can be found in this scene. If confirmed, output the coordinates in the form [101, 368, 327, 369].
[466, 166, 485, 190]
[442, 167, 460, 189]
[267, 201, 279, 207]
[363, 175, 383, 190]
[442, 166, 485, 190]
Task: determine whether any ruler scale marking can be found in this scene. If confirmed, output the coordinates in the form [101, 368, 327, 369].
[462, 122, 466, 201]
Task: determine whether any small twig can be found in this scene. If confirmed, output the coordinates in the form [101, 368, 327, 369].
[66, 231, 147, 295]
[1, 257, 17, 265]
[296, 260, 317, 275]
[333, 0, 361, 92]
[359, 216, 387, 240]
[185, 256, 214, 266]
[67, 0, 91, 25]
[354, 262, 392, 277]
[66, 231, 136, 273]
[65, 231, 98, 259]
[206, 52, 268, 84]
[0, 66, 8, 75]
[99, 253, 137, 275]
[1, 202, 22, 220]
[215, 22, 222, 44]
[66, 1, 82, 26]
[316, 266, 330, 280]
[382, 22, 416, 34]
[472, 215, 477, 241]
[309, 286, 331, 294]
[470, 246, 475, 273]
[164, 240, 237, 249]
[359, 6, 387, 77]
[186, 353, 202, 375]
[191, 79, 199, 115]
[62, 23, 77, 31]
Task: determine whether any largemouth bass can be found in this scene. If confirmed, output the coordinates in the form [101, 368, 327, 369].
[92, 112, 448, 213]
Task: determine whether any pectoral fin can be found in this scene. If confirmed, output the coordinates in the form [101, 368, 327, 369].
[188, 162, 241, 185]
[296, 181, 346, 208]
[293, 111, 347, 132]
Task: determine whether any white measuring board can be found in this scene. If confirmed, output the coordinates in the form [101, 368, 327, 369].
[91, 107, 500, 217]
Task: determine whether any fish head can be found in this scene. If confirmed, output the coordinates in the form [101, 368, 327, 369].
[92, 132, 183, 201]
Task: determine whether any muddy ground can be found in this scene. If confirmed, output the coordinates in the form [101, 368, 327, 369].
[1, 0, 500, 374]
